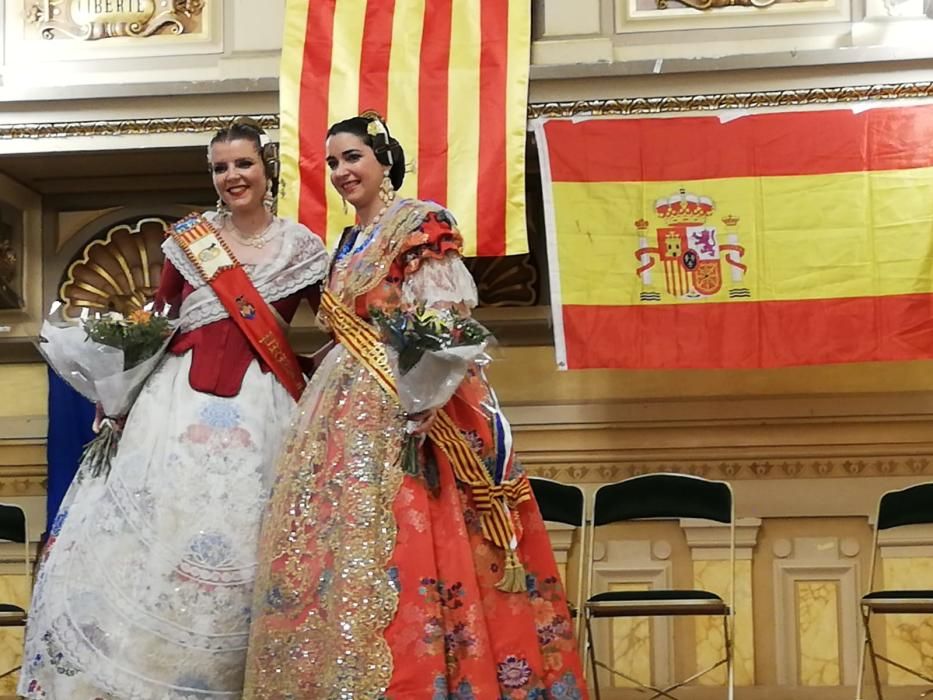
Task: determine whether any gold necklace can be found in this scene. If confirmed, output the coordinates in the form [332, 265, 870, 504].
[335, 194, 396, 272]
[227, 217, 275, 249]
[357, 193, 396, 241]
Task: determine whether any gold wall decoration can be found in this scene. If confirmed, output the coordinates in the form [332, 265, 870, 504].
[656, 0, 775, 9]
[26, 0, 205, 41]
[527, 82, 933, 118]
[465, 255, 539, 307]
[2, 81, 933, 141]
[0, 113, 278, 140]
[525, 455, 933, 483]
[59, 216, 171, 317]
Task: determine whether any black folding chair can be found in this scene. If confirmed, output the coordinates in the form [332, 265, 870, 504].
[584, 473, 735, 700]
[856, 482, 933, 700]
[0, 503, 28, 681]
[528, 476, 587, 648]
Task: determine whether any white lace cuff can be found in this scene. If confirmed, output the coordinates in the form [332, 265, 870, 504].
[401, 254, 478, 310]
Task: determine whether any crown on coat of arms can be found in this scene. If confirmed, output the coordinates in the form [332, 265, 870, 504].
[722, 214, 740, 227]
[654, 188, 714, 225]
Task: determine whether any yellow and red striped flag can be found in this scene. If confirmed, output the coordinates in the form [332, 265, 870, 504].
[279, 0, 531, 256]
[535, 105, 933, 370]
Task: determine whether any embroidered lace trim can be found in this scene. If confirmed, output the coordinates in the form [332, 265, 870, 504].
[401, 254, 478, 309]
[163, 218, 328, 332]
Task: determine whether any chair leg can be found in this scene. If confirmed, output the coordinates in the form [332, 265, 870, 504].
[585, 611, 602, 700]
[578, 609, 589, 680]
[863, 609, 884, 700]
[725, 614, 734, 700]
[0, 664, 20, 680]
[856, 606, 870, 700]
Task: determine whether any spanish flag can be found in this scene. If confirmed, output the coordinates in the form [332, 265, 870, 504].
[279, 0, 531, 256]
[535, 105, 933, 370]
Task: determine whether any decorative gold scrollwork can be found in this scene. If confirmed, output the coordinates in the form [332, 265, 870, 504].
[26, 0, 205, 41]
[1, 83, 932, 141]
[526, 82, 933, 118]
[656, 0, 776, 9]
[464, 255, 539, 307]
[59, 217, 172, 317]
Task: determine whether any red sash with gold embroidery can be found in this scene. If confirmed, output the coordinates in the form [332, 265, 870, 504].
[170, 213, 306, 401]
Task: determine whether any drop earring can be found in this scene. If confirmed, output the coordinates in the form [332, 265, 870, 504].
[263, 181, 276, 213]
[379, 172, 395, 205]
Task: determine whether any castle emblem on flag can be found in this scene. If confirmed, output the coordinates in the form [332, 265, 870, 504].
[635, 189, 748, 301]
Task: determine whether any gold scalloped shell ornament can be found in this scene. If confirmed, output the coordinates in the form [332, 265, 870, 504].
[60, 217, 171, 318]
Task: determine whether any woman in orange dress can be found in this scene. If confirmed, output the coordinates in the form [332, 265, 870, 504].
[244, 114, 588, 699]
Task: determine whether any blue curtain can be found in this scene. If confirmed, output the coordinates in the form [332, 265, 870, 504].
[45, 367, 95, 533]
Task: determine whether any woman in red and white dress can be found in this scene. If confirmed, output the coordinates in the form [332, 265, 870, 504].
[20, 119, 329, 700]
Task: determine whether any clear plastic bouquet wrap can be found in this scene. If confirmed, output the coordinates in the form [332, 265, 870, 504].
[370, 305, 492, 473]
[370, 304, 492, 415]
[37, 306, 177, 478]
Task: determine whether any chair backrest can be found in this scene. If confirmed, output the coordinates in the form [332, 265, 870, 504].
[0, 505, 26, 544]
[876, 482, 933, 530]
[529, 477, 585, 527]
[528, 476, 587, 647]
[593, 473, 732, 526]
[0, 503, 30, 589]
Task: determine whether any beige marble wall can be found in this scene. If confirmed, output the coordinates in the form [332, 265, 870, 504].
[609, 582, 652, 688]
[0, 574, 29, 695]
[796, 581, 842, 686]
[882, 558, 933, 686]
[694, 559, 755, 686]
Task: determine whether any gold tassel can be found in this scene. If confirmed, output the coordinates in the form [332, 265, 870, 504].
[496, 548, 527, 593]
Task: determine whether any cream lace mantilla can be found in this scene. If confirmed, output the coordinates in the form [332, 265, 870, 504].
[163, 215, 329, 332]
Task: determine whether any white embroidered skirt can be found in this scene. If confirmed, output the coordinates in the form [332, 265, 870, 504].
[19, 352, 294, 700]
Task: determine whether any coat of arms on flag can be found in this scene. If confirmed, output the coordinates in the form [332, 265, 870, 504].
[635, 189, 747, 302]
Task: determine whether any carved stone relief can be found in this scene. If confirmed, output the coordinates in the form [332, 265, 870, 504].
[25, 0, 205, 41]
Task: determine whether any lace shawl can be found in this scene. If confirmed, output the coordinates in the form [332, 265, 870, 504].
[163, 215, 328, 332]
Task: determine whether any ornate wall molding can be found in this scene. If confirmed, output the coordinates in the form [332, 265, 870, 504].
[525, 456, 933, 483]
[527, 81, 933, 118]
[656, 0, 775, 9]
[0, 113, 278, 140]
[59, 215, 173, 317]
[3, 81, 932, 140]
[464, 255, 539, 306]
[27, 0, 206, 41]
[0, 466, 47, 496]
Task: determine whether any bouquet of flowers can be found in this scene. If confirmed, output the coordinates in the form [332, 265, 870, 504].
[37, 305, 177, 478]
[370, 304, 492, 415]
[370, 304, 491, 477]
